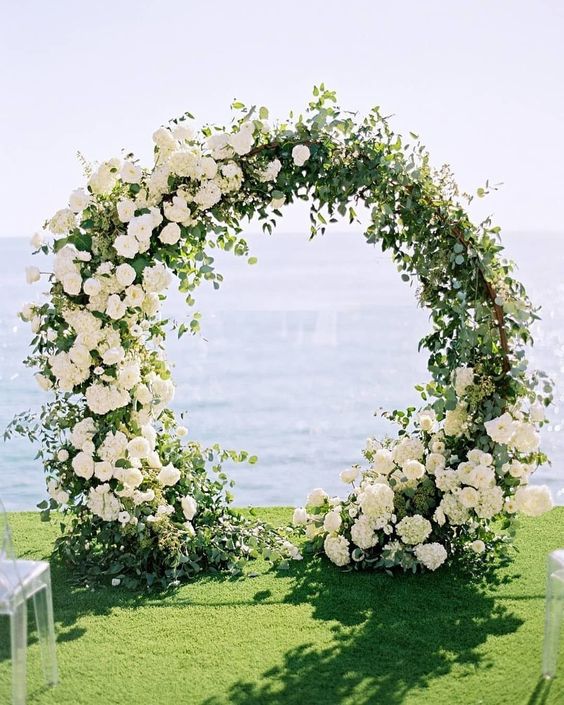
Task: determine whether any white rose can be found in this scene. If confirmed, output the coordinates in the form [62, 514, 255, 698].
[339, 467, 359, 484]
[458, 486, 479, 508]
[72, 451, 95, 479]
[57, 448, 69, 461]
[323, 510, 342, 533]
[229, 122, 254, 156]
[115, 263, 137, 287]
[69, 188, 91, 213]
[403, 460, 426, 481]
[152, 127, 175, 151]
[121, 161, 142, 184]
[102, 346, 125, 365]
[176, 425, 188, 437]
[94, 461, 114, 482]
[307, 487, 328, 507]
[514, 485, 553, 517]
[62, 272, 82, 296]
[260, 159, 282, 183]
[136, 383, 153, 405]
[418, 409, 436, 432]
[114, 234, 140, 259]
[470, 539, 486, 554]
[125, 284, 145, 308]
[292, 507, 308, 525]
[159, 222, 181, 245]
[181, 495, 197, 520]
[30, 232, 44, 249]
[372, 448, 395, 475]
[484, 412, 517, 445]
[127, 436, 150, 459]
[83, 277, 102, 296]
[117, 199, 136, 223]
[118, 511, 131, 525]
[122, 466, 143, 488]
[292, 144, 311, 166]
[163, 196, 191, 223]
[25, 266, 41, 284]
[106, 294, 126, 320]
[157, 463, 181, 486]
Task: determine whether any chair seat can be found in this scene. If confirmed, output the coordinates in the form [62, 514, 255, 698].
[0, 559, 50, 609]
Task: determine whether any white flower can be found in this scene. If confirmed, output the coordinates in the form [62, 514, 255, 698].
[125, 284, 145, 308]
[172, 123, 195, 142]
[30, 232, 44, 249]
[70, 417, 96, 449]
[72, 451, 95, 479]
[475, 486, 504, 519]
[292, 507, 308, 525]
[340, 467, 359, 484]
[159, 222, 181, 245]
[127, 436, 151, 459]
[153, 127, 175, 151]
[163, 196, 191, 223]
[57, 448, 69, 462]
[94, 461, 114, 482]
[207, 132, 232, 160]
[121, 161, 142, 184]
[83, 277, 101, 296]
[260, 159, 282, 183]
[229, 122, 254, 156]
[396, 515, 432, 545]
[114, 234, 139, 259]
[35, 373, 52, 390]
[425, 453, 445, 474]
[117, 199, 136, 223]
[158, 463, 181, 486]
[358, 483, 394, 519]
[88, 159, 120, 195]
[98, 430, 128, 463]
[307, 487, 328, 507]
[69, 188, 91, 213]
[458, 486, 479, 508]
[128, 213, 154, 243]
[106, 294, 126, 320]
[102, 346, 125, 366]
[25, 266, 41, 284]
[49, 208, 76, 234]
[62, 272, 82, 296]
[292, 144, 311, 166]
[509, 422, 540, 454]
[414, 543, 447, 571]
[323, 510, 342, 533]
[323, 534, 351, 567]
[181, 495, 197, 520]
[117, 511, 131, 525]
[470, 539, 486, 554]
[143, 262, 172, 293]
[484, 412, 517, 445]
[514, 485, 553, 517]
[136, 383, 153, 405]
[122, 466, 143, 488]
[453, 366, 474, 396]
[350, 514, 378, 549]
[444, 405, 468, 437]
[176, 425, 188, 437]
[194, 181, 222, 210]
[115, 263, 137, 287]
[418, 409, 436, 432]
[403, 460, 426, 481]
[372, 448, 395, 475]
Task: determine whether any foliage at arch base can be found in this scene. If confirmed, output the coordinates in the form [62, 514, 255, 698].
[12, 85, 554, 588]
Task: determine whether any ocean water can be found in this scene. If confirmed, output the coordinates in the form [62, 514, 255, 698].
[0, 232, 563, 510]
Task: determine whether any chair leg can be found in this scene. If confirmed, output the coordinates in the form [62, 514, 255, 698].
[542, 569, 564, 678]
[32, 573, 58, 687]
[10, 600, 27, 705]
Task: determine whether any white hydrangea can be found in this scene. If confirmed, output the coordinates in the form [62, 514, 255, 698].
[260, 159, 282, 183]
[323, 534, 351, 567]
[323, 510, 342, 533]
[350, 514, 378, 549]
[444, 405, 468, 437]
[86, 484, 121, 521]
[396, 515, 432, 545]
[403, 459, 425, 481]
[194, 181, 222, 210]
[414, 542, 447, 571]
[49, 208, 76, 235]
[475, 486, 504, 519]
[392, 437, 424, 466]
[357, 482, 394, 519]
[372, 448, 395, 475]
[70, 417, 97, 449]
[143, 262, 172, 293]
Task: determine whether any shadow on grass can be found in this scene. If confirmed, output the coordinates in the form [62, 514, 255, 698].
[202, 557, 525, 705]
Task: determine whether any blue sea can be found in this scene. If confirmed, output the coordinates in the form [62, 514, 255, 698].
[1, 232, 563, 510]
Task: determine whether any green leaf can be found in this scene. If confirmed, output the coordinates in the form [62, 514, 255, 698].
[131, 256, 150, 278]
[69, 231, 92, 252]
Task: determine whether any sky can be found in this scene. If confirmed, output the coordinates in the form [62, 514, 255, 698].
[0, 0, 563, 238]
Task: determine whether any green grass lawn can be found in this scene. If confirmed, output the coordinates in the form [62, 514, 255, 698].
[1, 508, 563, 705]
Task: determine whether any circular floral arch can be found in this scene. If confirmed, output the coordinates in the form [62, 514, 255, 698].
[15, 86, 553, 587]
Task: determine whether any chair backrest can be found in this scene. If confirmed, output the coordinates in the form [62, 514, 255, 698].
[0, 497, 16, 561]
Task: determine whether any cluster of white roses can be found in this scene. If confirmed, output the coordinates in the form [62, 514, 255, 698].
[21, 111, 314, 571]
[295, 365, 553, 572]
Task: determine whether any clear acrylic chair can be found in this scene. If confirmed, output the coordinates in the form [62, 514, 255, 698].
[542, 549, 564, 679]
[0, 499, 58, 704]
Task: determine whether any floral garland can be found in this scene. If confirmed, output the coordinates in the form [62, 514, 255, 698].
[13, 85, 553, 586]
